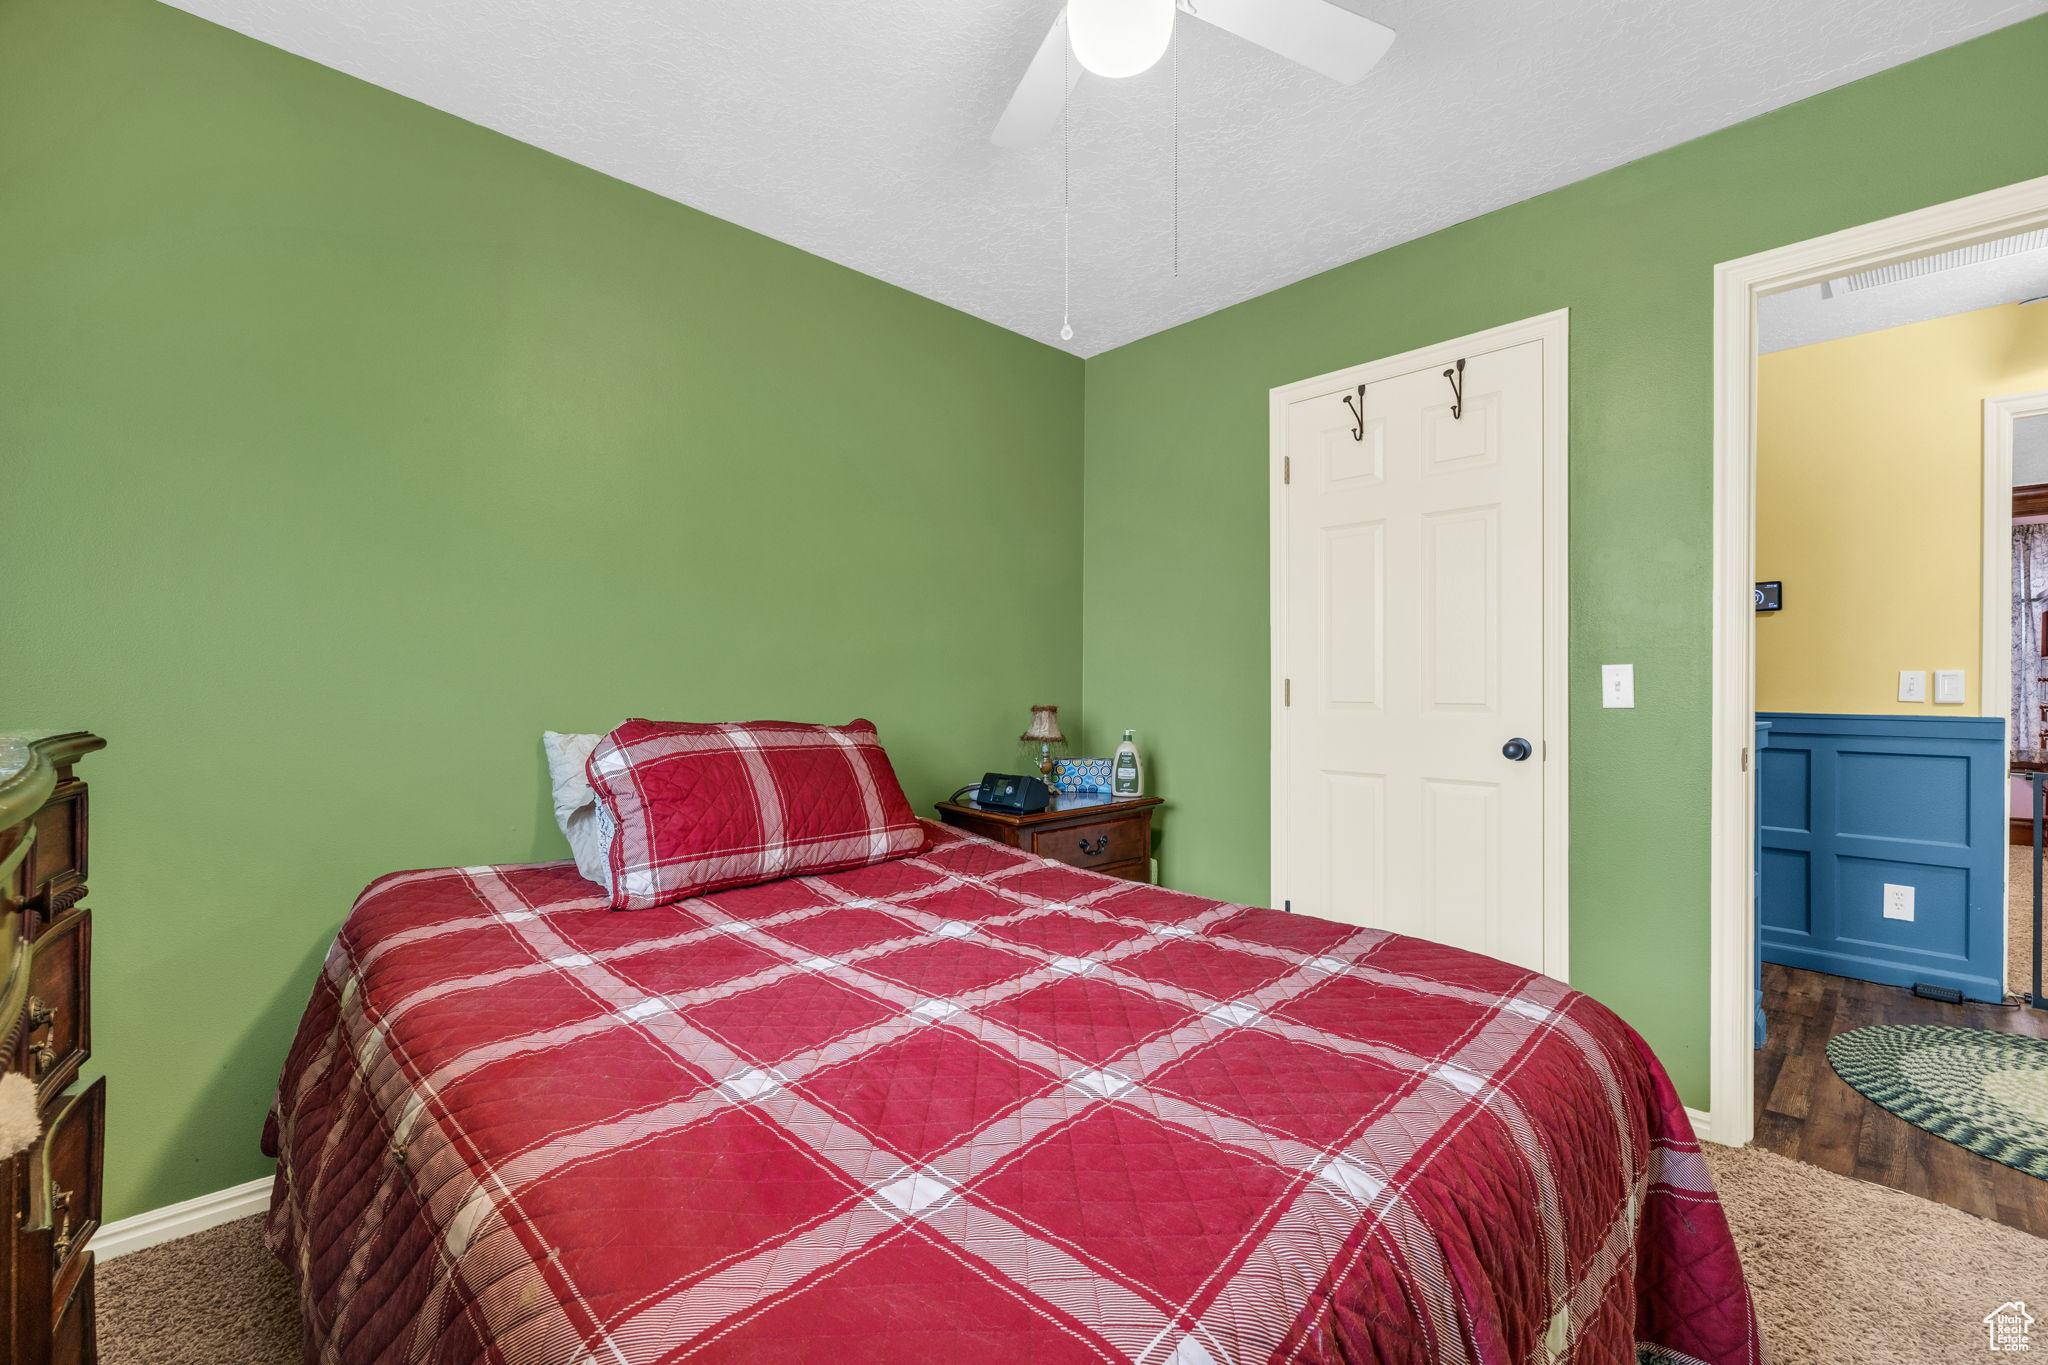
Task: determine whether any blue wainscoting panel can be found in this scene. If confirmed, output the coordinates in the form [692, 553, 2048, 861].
[1757, 713, 2005, 1001]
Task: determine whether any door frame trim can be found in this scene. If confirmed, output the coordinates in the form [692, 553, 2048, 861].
[1987, 388, 2048, 992]
[1268, 308, 1571, 980]
[1988, 388, 2048, 743]
[1709, 173, 2048, 1148]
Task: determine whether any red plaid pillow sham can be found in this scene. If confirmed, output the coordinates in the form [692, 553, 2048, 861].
[587, 718, 929, 910]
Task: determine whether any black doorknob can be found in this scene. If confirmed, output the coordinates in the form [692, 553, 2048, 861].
[1502, 738, 1533, 762]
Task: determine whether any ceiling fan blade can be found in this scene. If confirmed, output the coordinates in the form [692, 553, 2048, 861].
[991, 13, 1083, 147]
[1185, 0, 1395, 85]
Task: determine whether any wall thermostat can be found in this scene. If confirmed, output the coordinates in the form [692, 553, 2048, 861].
[1754, 582, 1783, 612]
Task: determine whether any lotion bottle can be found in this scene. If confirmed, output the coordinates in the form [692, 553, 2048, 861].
[1112, 729, 1144, 797]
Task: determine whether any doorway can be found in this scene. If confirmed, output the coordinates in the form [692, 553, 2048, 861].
[1710, 174, 2048, 1148]
[1749, 257, 2048, 1005]
[1269, 310, 1568, 977]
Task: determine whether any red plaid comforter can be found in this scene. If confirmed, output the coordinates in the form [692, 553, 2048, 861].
[264, 822, 1762, 1365]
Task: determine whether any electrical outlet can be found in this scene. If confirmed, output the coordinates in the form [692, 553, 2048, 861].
[1882, 883, 1915, 922]
[1898, 671, 1927, 703]
[1934, 669, 1965, 705]
[1601, 664, 1634, 709]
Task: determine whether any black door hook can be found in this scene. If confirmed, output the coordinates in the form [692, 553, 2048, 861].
[1444, 358, 1465, 420]
[1340, 383, 1365, 442]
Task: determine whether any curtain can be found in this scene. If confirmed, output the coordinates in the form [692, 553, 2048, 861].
[2014, 523, 2048, 753]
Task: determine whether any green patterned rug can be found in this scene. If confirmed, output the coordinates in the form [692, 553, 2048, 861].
[1827, 1024, 2048, 1178]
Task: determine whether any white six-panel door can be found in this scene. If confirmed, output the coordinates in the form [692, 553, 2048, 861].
[1272, 317, 1565, 975]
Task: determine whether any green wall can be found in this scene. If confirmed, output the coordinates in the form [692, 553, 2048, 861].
[0, 0, 1082, 1222]
[1080, 16, 2048, 1105]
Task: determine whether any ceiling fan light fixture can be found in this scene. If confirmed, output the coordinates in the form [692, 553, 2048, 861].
[1067, 0, 1175, 78]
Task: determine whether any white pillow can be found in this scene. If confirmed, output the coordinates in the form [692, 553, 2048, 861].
[542, 731, 611, 890]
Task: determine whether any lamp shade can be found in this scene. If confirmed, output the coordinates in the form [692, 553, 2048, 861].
[1019, 705, 1067, 744]
[1067, 0, 1174, 79]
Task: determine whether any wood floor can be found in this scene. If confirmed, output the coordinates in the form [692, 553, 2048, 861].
[1753, 961, 2048, 1237]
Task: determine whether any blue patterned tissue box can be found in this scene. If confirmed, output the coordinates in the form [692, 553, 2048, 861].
[1051, 757, 1113, 795]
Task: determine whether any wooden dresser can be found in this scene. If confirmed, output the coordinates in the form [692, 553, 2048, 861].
[935, 792, 1161, 883]
[1, 732, 106, 1365]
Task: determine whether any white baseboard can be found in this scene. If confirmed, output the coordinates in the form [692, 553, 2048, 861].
[1686, 1106, 1715, 1145]
[96, 1175, 273, 1262]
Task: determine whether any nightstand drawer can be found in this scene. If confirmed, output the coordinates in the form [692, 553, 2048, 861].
[1092, 858, 1150, 883]
[50, 1259, 93, 1365]
[1029, 817, 1147, 870]
[27, 908, 90, 1103]
[37, 1078, 104, 1295]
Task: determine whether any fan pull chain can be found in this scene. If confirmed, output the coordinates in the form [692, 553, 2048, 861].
[1172, 10, 1180, 278]
[1060, 25, 1073, 343]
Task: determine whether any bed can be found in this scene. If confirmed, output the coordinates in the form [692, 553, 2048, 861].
[263, 820, 1763, 1364]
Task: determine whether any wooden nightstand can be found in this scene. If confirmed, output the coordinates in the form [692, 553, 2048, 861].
[935, 792, 1162, 884]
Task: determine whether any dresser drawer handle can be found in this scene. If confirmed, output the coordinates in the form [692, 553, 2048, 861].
[50, 1186, 75, 1262]
[1078, 835, 1109, 856]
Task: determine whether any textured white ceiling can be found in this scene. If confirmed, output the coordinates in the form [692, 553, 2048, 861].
[1759, 241, 2048, 352]
[161, 0, 2047, 356]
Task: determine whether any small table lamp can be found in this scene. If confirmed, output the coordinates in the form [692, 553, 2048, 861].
[1020, 704, 1067, 786]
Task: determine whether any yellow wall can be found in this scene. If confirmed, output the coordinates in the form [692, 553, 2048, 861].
[1757, 302, 2048, 714]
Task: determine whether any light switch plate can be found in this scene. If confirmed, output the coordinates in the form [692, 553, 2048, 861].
[1882, 883, 1915, 922]
[1934, 669, 1965, 705]
[1898, 671, 1927, 703]
[1601, 664, 1634, 709]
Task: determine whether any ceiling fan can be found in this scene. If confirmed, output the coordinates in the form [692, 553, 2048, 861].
[991, 0, 1396, 147]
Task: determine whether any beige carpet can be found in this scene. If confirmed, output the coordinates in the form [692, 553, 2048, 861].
[98, 1149, 2047, 1363]
[1705, 1143, 2045, 1364]
[98, 1216, 298, 1365]
[2010, 841, 2040, 997]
